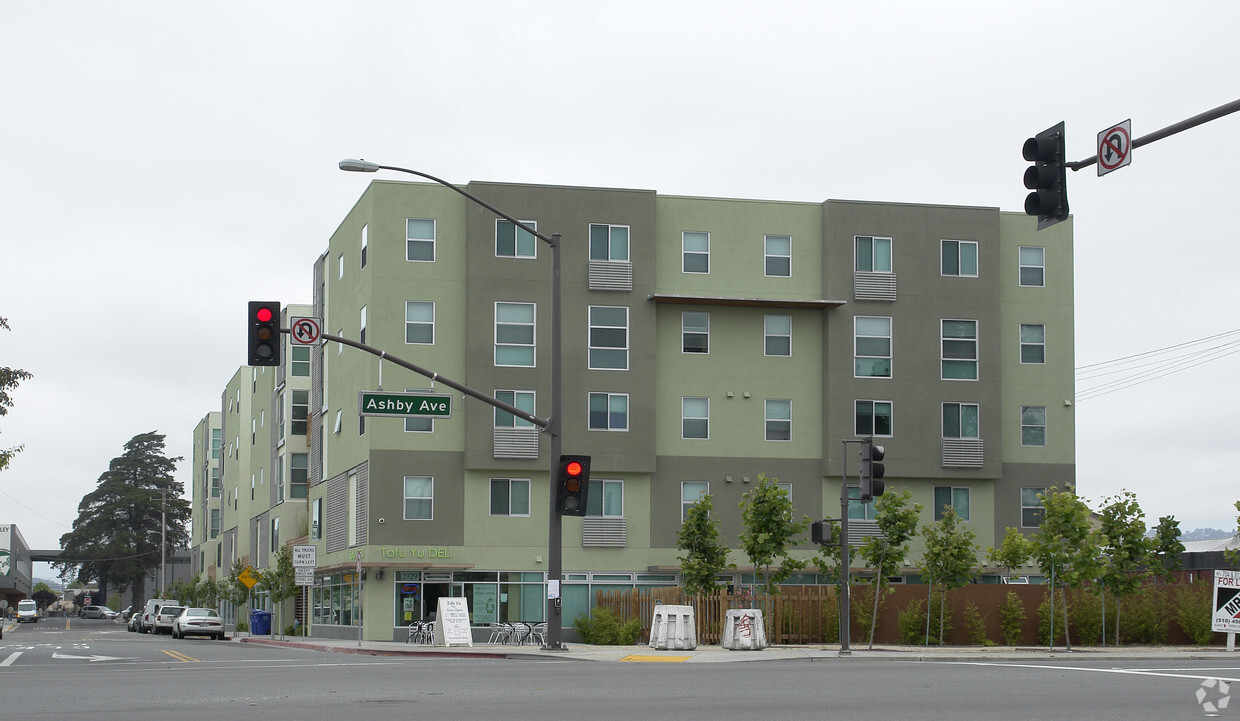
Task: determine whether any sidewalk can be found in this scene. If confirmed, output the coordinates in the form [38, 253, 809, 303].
[234, 633, 1236, 663]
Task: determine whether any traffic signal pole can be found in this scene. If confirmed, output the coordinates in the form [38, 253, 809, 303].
[1067, 98, 1240, 172]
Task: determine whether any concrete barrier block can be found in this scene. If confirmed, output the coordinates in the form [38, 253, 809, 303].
[649, 604, 696, 650]
[721, 608, 767, 650]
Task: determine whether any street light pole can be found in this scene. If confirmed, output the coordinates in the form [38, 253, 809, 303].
[339, 160, 568, 650]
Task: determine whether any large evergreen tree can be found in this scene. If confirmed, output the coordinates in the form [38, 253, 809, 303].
[0, 316, 34, 473]
[56, 432, 188, 606]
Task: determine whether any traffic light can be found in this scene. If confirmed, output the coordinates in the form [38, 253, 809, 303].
[247, 301, 282, 367]
[1022, 121, 1069, 230]
[859, 438, 885, 502]
[556, 454, 591, 516]
[811, 520, 833, 546]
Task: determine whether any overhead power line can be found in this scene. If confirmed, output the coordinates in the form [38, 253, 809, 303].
[1075, 328, 1240, 402]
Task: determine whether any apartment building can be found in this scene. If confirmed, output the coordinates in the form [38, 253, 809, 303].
[192, 179, 1073, 641]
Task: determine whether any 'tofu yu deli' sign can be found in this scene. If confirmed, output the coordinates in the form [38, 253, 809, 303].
[353, 547, 457, 561]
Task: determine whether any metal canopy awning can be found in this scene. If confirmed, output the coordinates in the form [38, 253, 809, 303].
[646, 293, 846, 310]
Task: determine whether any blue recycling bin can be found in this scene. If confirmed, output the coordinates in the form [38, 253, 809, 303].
[249, 610, 272, 636]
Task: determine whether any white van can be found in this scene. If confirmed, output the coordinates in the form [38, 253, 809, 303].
[139, 598, 179, 634]
[16, 599, 39, 623]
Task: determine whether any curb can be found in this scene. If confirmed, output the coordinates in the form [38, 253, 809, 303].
[237, 636, 527, 661]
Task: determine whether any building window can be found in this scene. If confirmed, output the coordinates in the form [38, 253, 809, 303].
[682, 311, 709, 354]
[681, 481, 709, 521]
[338, 253, 344, 280]
[764, 234, 791, 277]
[934, 486, 971, 521]
[210, 508, 220, 539]
[211, 429, 221, 459]
[496, 219, 537, 258]
[361, 224, 368, 269]
[588, 392, 628, 431]
[589, 223, 629, 262]
[405, 301, 435, 345]
[311, 498, 322, 540]
[682, 397, 709, 439]
[1019, 246, 1045, 287]
[359, 305, 367, 345]
[848, 486, 876, 520]
[271, 517, 280, 553]
[495, 302, 536, 367]
[855, 236, 892, 272]
[764, 314, 791, 357]
[1021, 406, 1047, 446]
[942, 403, 980, 439]
[942, 319, 978, 380]
[765, 399, 791, 441]
[682, 231, 709, 273]
[1021, 487, 1045, 528]
[587, 479, 624, 517]
[211, 468, 220, 498]
[407, 218, 435, 262]
[494, 390, 536, 428]
[290, 453, 308, 499]
[403, 476, 433, 520]
[855, 400, 893, 437]
[588, 306, 628, 370]
[405, 393, 433, 433]
[854, 316, 892, 378]
[1020, 324, 1046, 364]
[941, 240, 978, 277]
[291, 346, 311, 377]
[490, 478, 531, 517]
[291, 390, 309, 436]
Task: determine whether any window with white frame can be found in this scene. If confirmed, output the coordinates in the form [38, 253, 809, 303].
[682, 311, 709, 354]
[765, 399, 791, 441]
[490, 478, 530, 517]
[854, 316, 892, 378]
[764, 234, 791, 277]
[338, 253, 344, 280]
[589, 223, 629, 262]
[1019, 246, 1045, 287]
[496, 219, 537, 258]
[311, 498, 322, 539]
[855, 236, 892, 272]
[359, 305, 367, 345]
[291, 345, 311, 377]
[407, 218, 435, 262]
[403, 476, 433, 520]
[942, 402, 980, 439]
[855, 400, 893, 437]
[587, 479, 624, 517]
[1021, 487, 1046, 527]
[495, 302, 536, 367]
[764, 314, 791, 357]
[271, 517, 280, 552]
[291, 390, 308, 436]
[361, 224, 368, 268]
[941, 319, 978, 380]
[933, 486, 970, 521]
[682, 397, 709, 439]
[494, 390, 536, 428]
[405, 301, 434, 345]
[588, 392, 628, 431]
[848, 486, 876, 520]
[1020, 324, 1045, 364]
[588, 306, 628, 370]
[405, 387, 434, 433]
[681, 481, 709, 521]
[1021, 406, 1046, 446]
[290, 453, 308, 499]
[941, 240, 978, 277]
[682, 231, 709, 273]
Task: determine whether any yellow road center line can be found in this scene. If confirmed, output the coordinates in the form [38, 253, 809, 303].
[161, 649, 199, 663]
[618, 654, 692, 663]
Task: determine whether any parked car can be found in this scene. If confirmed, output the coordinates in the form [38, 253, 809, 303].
[16, 599, 39, 623]
[153, 605, 185, 634]
[139, 598, 179, 633]
[127, 611, 142, 632]
[120, 605, 133, 621]
[79, 605, 119, 620]
[171, 608, 226, 640]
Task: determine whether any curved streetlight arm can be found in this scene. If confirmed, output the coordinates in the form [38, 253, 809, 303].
[339, 160, 555, 247]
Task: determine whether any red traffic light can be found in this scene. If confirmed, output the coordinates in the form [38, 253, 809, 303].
[255, 306, 274, 323]
[565, 461, 583, 477]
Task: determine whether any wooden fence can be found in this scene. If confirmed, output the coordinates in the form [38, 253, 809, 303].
[595, 587, 837, 645]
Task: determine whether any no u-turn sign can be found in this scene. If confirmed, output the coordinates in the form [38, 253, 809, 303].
[1098, 119, 1132, 177]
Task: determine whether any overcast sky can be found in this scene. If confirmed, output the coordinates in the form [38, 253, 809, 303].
[3, 2, 1239, 568]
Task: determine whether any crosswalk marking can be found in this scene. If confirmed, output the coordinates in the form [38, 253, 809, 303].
[0, 652, 21, 667]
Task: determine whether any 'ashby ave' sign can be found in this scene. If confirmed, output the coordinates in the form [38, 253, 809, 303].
[359, 391, 453, 418]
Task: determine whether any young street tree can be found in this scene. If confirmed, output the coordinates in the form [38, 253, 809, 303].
[1098, 490, 1154, 644]
[258, 546, 298, 637]
[676, 493, 734, 596]
[919, 505, 978, 645]
[1030, 487, 1104, 650]
[738, 474, 809, 595]
[857, 490, 921, 648]
[0, 316, 33, 473]
[987, 527, 1034, 581]
[1150, 515, 1184, 583]
[56, 432, 189, 607]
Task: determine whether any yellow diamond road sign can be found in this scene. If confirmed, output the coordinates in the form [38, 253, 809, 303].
[238, 565, 259, 589]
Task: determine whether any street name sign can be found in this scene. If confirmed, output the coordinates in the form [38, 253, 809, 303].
[359, 391, 453, 418]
